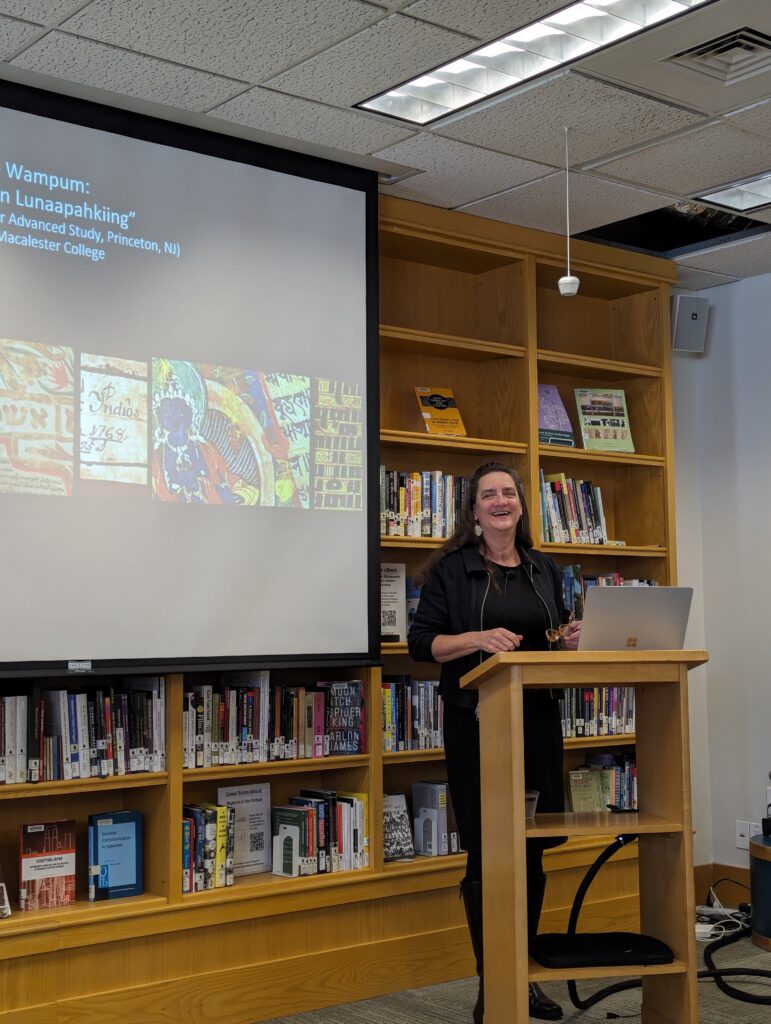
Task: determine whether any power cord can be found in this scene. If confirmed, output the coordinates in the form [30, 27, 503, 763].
[563, 837, 771, 1016]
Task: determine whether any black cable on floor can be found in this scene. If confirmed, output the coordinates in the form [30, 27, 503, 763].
[562, 837, 771, 1015]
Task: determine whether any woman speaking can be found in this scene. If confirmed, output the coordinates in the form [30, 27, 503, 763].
[408, 462, 581, 1023]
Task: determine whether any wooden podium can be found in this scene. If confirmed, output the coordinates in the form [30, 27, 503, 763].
[460, 650, 708, 1024]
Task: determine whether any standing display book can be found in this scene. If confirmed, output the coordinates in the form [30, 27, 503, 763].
[217, 782, 272, 876]
[538, 384, 575, 446]
[88, 809, 143, 900]
[0, 863, 11, 918]
[414, 386, 467, 436]
[575, 388, 634, 452]
[381, 562, 407, 642]
[19, 819, 77, 910]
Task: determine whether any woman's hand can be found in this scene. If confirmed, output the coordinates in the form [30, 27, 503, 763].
[561, 619, 582, 650]
[477, 627, 523, 654]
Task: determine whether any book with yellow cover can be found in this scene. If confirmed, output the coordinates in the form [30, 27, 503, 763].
[414, 386, 467, 436]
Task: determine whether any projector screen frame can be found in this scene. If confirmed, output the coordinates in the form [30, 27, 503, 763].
[0, 79, 381, 678]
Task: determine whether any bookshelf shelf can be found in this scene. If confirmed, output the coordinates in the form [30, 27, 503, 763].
[381, 325, 526, 362]
[525, 810, 682, 837]
[0, 892, 169, 937]
[382, 642, 409, 655]
[541, 542, 667, 558]
[564, 734, 635, 750]
[383, 748, 445, 763]
[381, 429, 528, 456]
[0, 772, 168, 801]
[382, 852, 467, 877]
[182, 755, 369, 781]
[538, 446, 666, 468]
[381, 535, 444, 549]
[179, 864, 377, 905]
[537, 349, 663, 380]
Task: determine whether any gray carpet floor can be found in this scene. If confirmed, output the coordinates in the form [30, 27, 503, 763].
[261, 935, 770, 1024]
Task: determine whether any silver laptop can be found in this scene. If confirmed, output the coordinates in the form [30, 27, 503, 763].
[578, 586, 693, 651]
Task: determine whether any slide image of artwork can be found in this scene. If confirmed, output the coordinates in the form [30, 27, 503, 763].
[196, 364, 311, 508]
[152, 358, 267, 505]
[80, 354, 148, 486]
[258, 371, 310, 508]
[0, 338, 74, 497]
[312, 379, 363, 511]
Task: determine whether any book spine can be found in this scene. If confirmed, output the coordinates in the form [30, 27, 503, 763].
[15, 694, 27, 786]
[5, 696, 17, 785]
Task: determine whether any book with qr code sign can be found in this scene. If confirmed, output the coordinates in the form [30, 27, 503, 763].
[217, 782, 271, 876]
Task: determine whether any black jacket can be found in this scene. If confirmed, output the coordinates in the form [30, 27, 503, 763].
[407, 543, 566, 709]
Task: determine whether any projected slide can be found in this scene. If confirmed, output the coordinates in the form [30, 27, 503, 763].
[0, 98, 370, 664]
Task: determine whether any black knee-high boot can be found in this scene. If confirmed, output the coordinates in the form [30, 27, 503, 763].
[527, 851, 563, 1021]
[460, 877, 484, 1024]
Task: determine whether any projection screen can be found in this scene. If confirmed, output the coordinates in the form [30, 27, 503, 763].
[0, 86, 378, 673]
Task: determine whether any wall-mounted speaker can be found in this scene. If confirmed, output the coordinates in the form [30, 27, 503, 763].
[671, 295, 709, 353]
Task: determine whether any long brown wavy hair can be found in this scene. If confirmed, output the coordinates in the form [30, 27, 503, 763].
[416, 461, 533, 584]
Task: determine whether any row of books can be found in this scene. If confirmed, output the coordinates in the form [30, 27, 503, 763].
[182, 676, 365, 768]
[380, 466, 469, 539]
[560, 565, 658, 621]
[272, 787, 369, 878]
[567, 754, 638, 812]
[1, 679, 165, 785]
[383, 782, 461, 861]
[558, 686, 635, 739]
[539, 470, 609, 545]
[381, 677, 443, 752]
[13, 811, 143, 914]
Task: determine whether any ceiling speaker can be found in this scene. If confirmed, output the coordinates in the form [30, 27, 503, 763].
[671, 295, 709, 353]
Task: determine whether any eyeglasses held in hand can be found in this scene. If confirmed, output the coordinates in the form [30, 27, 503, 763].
[545, 612, 574, 644]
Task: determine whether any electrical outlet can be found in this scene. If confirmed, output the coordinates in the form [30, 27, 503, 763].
[736, 820, 750, 850]
[750, 821, 761, 839]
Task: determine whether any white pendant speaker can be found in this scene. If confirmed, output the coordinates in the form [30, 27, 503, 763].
[671, 295, 709, 352]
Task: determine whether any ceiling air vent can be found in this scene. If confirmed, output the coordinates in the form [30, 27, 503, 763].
[665, 28, 771, 85]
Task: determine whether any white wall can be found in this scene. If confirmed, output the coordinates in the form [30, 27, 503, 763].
[672, 272, 771, 868]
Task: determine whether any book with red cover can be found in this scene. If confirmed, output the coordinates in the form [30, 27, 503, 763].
[19, 819, 76, 911]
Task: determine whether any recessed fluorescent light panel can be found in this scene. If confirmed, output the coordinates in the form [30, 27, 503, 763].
[359, 0, 713, 124]
[698, 172, 771, 212]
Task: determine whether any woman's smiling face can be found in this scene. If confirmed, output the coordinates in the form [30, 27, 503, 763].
[473, 470, 522, 538]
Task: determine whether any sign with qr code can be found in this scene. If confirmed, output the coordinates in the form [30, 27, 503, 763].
[217, 783, 271, 875]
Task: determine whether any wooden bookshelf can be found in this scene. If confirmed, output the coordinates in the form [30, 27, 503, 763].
[0, 197, 680, 1022]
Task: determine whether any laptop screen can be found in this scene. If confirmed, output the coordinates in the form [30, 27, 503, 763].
[578, 586, 693, 651]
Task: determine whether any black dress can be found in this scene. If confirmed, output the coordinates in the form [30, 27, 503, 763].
[443, 560, 565, 858]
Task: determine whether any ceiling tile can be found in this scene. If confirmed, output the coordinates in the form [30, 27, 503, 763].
[60, 0, 384, 82]
[578, 0, 771, 116]
[0, 15, 43, 55]
[374, 133, 552, 207]
[724, 98, 771, 140]
[675, 266, 739, 291]
[211, 86, 416, 154]
[11, 31, 246, 111]
[675, 232, 771, 279]
[459, 171, 674, 235]
[402, 0, 567, 41]
[0, 2, 81, 21]
[438, 71, 705, 166]
[592, 122, 771, 195]
[265, 13, 474, 107]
